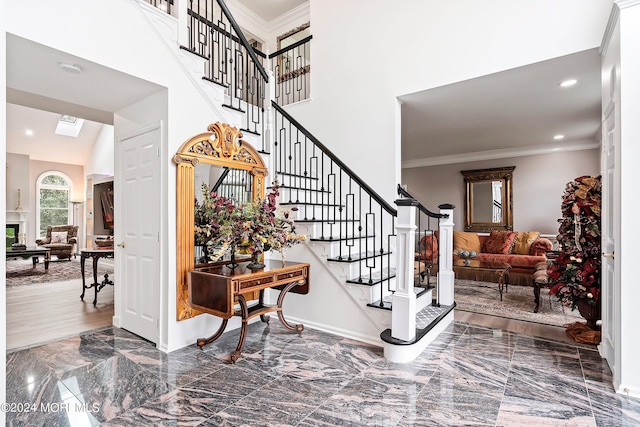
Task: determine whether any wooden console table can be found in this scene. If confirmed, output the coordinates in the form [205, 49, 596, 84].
[189, 260, 310, 363]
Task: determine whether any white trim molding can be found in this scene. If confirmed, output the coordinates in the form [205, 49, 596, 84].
[402, 139, 600, 168]
[601, 4, 620, 56]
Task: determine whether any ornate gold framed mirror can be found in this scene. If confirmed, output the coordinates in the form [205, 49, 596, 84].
[461, 166, 515, 232]
[173, 122, 267, 320]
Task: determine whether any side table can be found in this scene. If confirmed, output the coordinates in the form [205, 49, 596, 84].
[80, 248, 114, 306]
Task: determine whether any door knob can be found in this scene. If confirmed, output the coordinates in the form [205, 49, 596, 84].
[602, 252, 614, 259]
[117, 242, 125, 248]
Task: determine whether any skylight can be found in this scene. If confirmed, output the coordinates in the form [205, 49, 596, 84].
[55, 115, 84, 137]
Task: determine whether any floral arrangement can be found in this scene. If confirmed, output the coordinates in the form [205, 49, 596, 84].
[194, 184, 305, 263]
[548, 175, 601, 310]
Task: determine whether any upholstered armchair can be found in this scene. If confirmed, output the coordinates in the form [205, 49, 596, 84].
[35, 225, 79, 260]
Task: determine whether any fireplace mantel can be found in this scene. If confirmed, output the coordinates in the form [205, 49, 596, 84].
[6, 210, 30, 239]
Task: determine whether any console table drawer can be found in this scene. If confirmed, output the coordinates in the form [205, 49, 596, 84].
[276, 269, 304, 281]
[237, 275, 274, 291]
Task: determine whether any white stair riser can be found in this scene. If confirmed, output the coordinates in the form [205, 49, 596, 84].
[287, 204, 351, 221]
[359, 281, 394, 303]
[318, 237, 383, 258]
[199, 77, 226, 104]
[277, 188, 334, 204]
[309, 222, 383, 241]
[274, 175, 321, 189]
[417, 289, 433, 312]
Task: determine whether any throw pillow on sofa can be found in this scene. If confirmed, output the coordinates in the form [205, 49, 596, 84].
[513, 231, 541, 255]
[419, 233, 438, 261]
[482, 231, 517, 254]
[453, 231, 482, 253]
[51, 231, 68, 244]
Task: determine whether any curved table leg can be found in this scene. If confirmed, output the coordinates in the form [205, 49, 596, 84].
[231, 295, 249, 363]
[197, 318, 229, 349]
[92, 256, 100, 306]
[259, 289, 270, 324]
[533, 284, 541, 313]
[276, 279, 305, 333]
[80, 253, 88, 301]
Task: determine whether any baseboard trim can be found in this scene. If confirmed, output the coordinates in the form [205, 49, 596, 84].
[268, 314, 383, 348]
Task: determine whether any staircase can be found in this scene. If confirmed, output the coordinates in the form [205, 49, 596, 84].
[143, 0, 455, 361]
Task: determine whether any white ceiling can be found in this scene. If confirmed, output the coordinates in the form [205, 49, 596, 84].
[400, 48, 602, 166]
[5, 34, 164, 166]
[6, 104, 104, 165]
[234, 0, 307, 21]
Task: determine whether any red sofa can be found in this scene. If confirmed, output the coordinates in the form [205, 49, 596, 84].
[418, 230, 553, 285]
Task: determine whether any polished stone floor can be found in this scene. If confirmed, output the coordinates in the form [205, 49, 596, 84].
[5, 319, 640, 426]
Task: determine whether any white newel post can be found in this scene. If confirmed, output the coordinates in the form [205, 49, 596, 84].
[437, 204, 455, 306]
[177, 0, 188, 47]
[392, 199, 418, 341]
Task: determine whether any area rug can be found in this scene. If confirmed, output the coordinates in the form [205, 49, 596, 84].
[453, 278, 583, 327]
[6, 260, 114, 288]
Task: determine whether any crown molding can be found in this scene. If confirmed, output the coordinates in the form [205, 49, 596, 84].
[616, 0, 640, 9]
[270, 2, 310, 30]
[225, 0, 310, 39]
[402, 140, 600, 169]
[225, 0, 270, 38]
[601, 0, 640, 56]
[600, 4, 620, 56]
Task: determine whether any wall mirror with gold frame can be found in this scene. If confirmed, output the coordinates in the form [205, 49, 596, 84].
[173, 122, 267, 320]
[461, 166, 515, 232]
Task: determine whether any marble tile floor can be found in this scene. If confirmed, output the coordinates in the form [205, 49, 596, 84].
[5, 319, 640, 426]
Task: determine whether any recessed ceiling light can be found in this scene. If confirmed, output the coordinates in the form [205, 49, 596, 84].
[553, 134, 565, 140]
[58, 60, 83, 73]
[25, 129, 34, 136]
[559, 79, 577, 87]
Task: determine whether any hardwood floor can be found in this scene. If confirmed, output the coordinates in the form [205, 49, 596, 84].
[6, 270, 114, 351]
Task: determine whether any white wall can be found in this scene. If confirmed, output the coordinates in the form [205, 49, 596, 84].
[85, 125, 115, 177]
[6, 153, 29, 211]
[402, 149, 600, 234]
[285, 0, 612, 205]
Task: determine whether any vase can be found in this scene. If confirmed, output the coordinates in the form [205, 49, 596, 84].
[246, 252, 265, 270]
[576, 299, 601, 330]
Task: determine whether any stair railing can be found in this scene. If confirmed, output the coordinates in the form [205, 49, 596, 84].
[268, 35, 312, 106]
[185, 0, 269, 152]
[272, 101, 398, 308]
[142, 0, 175, 16]
[394, 186, 454, 341]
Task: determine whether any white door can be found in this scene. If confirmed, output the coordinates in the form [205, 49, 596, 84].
[600, 99, 618, 380]
[115, 123, 161, 343]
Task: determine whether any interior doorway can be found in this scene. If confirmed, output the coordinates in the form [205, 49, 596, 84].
[5, 35, 164, 350]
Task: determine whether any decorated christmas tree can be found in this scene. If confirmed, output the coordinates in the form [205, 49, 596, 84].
[548, 175, 602, 328]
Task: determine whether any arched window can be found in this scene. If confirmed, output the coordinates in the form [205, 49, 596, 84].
[36, 171, 73, 238]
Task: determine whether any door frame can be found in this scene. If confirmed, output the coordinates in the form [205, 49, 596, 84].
[113, 120, 166, 347]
